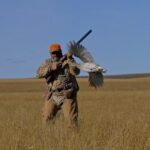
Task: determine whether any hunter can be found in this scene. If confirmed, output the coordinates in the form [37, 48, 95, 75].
[36, 43, 80, 128]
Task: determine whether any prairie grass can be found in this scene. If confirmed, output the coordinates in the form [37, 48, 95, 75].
[0, 77, 150, 150]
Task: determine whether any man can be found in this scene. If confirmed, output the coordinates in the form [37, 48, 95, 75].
[36, 43, 80, 128]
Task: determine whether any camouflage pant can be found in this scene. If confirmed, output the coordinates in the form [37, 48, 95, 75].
[42, 96, 78, 128]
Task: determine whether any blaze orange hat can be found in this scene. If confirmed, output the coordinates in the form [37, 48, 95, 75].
[49, 43, 62, 53]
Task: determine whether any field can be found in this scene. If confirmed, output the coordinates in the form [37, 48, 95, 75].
[0, 77, 150, 150]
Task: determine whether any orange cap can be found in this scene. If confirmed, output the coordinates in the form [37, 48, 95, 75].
[49, 43, 62, 53]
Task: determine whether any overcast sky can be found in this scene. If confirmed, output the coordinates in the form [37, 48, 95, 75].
[0, 0, 150, 78]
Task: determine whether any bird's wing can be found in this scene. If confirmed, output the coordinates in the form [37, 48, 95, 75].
[67, 41, 105, 88]
[67, 41, 95, 63]
[89, 72, 104, 88]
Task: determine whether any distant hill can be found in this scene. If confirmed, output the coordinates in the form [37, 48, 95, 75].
[79, 73, 150, 79]
[104, 73, 150, 79]
[0, 73, 150, 80]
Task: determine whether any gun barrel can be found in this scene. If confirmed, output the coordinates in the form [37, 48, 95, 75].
[76, 29, 92, 45]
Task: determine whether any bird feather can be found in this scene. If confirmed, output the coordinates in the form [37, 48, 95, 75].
[67, 41, 105, 88]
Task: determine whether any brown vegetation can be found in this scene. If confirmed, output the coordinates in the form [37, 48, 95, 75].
[0, 77, 150, 150]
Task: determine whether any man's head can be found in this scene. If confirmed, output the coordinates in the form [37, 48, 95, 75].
[49, 43, 63, 61]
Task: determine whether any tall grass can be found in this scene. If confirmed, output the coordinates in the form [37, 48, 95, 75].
[0, 77, 150, 150]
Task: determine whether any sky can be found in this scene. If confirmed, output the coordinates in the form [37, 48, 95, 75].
[0, 0, 150, 78]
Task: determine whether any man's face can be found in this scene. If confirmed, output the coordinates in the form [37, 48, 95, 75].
[51, 51, 62, 61]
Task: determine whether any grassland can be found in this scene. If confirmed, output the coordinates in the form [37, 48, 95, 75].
[0, 77, 150, 150]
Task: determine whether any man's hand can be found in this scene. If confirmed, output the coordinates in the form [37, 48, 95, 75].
[51, 62, 62, 71]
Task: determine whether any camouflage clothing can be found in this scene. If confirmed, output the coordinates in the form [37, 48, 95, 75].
[36, 57, 80, 127]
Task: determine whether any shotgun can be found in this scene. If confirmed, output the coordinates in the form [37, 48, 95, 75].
[76, 29, 92, 45]
[61, 29, 93, 62]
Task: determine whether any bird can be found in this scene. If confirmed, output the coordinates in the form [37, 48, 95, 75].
[67, 41, 106, 88]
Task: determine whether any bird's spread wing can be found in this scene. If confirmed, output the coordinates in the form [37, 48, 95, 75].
[89, 72, 104, 88]
[67, 41, 105, 88]
[67, 41, 95, 63]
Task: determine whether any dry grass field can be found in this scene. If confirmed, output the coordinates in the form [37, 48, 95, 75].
[0, 77, 150, 150]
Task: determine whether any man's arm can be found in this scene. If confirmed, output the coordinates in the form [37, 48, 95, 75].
[36, 58, 63, 78]
[36, 59, 51, 78]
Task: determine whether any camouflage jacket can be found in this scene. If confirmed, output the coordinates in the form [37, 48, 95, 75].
[36, 57, 80, 101]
